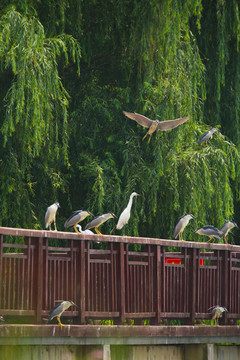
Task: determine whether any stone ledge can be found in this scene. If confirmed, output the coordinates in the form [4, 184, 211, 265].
[0, 325, 239, 345]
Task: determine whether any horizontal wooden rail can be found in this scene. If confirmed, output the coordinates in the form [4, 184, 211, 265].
[0, 227, 240, 325]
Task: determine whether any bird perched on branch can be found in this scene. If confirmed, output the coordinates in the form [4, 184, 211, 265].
[220, 221, 239, 246]
[174, 213, 194, 241]
[197, 128, 218, 145]
[48, 300, 77, 330]
[209, 306, 228, 326]
[45, 202, 60, 231]
[123, 111, 190, 144]
[85, 213, 117, 236]
[64, 210, 93, 234]
[194, 225, 223, 244]
[116, 192, 140, 231]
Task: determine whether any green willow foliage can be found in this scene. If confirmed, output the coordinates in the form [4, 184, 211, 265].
[0, 8, 80, 227]
[0, 1, 239, 245]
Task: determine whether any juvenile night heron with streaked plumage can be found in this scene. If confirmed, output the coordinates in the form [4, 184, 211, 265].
[220, 221, 239, 246]
[45, 202, 60, 231]
[174, 213, 194, 241]
[123, 111, 190, 144]
[64, 210, 93, 234]
[116, 192, 139, 231]
[198, 128, 218, 145]
[194, 225, 223, 244]
[48, 300, 77, 330]
[209, 306, 228, 326]
[85, 212, 117, 236]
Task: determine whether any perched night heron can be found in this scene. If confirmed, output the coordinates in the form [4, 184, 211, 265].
[194, 225, 223, 244]
[209, 306, 228, 326]
[64, 210, 93, 234]
[76, 224, 94, 235]
[123, 111, 190, 144]
[85, 213, 117, 236]
[197, 128, 218, 145]
[45, 202, 60, 231]
[48, 300, 77, 330]
[220, 221, 239, 246]
[174, 213, 194, 241]
[116, 192, 140, 230]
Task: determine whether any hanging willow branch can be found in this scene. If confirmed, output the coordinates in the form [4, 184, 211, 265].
[0, 8, 80, 162]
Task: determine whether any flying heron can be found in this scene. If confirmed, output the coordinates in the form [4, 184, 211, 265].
[174, 213, 194, 241]
[85, 213, 117, 236]
[194, 225, 223, 244]
[116, 192, 139, 230]
[198, 128, 218, 145]
[45, 202, 60, 231]
[64, 210, 93, 234]
[123, 111, 190, 143]
[209, 306, 228, 326]
[220, 221, 239, 246]
[48, 300, 77, 330]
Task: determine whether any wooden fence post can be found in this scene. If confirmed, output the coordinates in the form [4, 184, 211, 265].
[80, 240, 86, 324]
[188, 248, 197, 325]
[152, 245, 161, 325]
[116, 242, 125, 324]
[0, 235, 3, 308]
[221, 250, 229, 325]
[36, 237, 43, 324]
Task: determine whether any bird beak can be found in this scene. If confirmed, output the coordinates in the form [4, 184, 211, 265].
[236, 224, 239, 229]
[72, 303, 78, 308]
[89, 212, 94, 217]
[112, 213, 117, 219]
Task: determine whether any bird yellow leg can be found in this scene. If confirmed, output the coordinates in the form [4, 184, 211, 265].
[207, 236, 213, 243]
[142, 132, 148, 141]
[147, 135, 152, 144]
[57, 316, 64, 330]
[95, 227, 104, 236]
[74, 224, 82, 234]
[54, 221, 57, 232]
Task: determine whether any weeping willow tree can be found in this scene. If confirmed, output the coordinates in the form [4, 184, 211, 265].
[0, 8, 80, 227]
[0, 1, 239, 245]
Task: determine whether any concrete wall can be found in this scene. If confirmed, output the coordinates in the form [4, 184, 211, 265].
[0, 344, 240, 360]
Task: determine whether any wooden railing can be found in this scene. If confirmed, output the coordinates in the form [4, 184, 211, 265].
[0, 227, 240, 325]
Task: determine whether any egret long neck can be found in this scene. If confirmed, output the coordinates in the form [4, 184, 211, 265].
[126, 194, 135, 211]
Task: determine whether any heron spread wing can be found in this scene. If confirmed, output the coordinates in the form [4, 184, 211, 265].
[157, 116, 190, 131]
[123, 111, 153, 128]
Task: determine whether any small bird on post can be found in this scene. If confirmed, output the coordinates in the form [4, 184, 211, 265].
[85, 213, 117, 236]
[209, 306, 228, 326]
[64, 210, 93, 234]
[48, 300, 77, 330]
[174, 213, 195, 241]
[220, 221, 239, 246]
[197, 128, 218, 145]
[45, 202, 60, 231]
[123, 111, 190, 144]
[116, 192, 140, 231]
[194, 225, 223, 244]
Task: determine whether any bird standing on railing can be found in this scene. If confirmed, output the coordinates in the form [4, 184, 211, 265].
[220, 221, 239, 246]
[64, 210, 93, 234]
[45, 202, 60, 231]
[116, 192, 140, 231]
[85, 213, 117, 236]
[48, 300, 77, 330]
[194, 225, 223, 244]
[209, 306, 228, 326]
[76, 224, 94, 235]
[123, 111, 190, 144]
[197, 128, 218, 145]
[174, 213, 194, 241]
